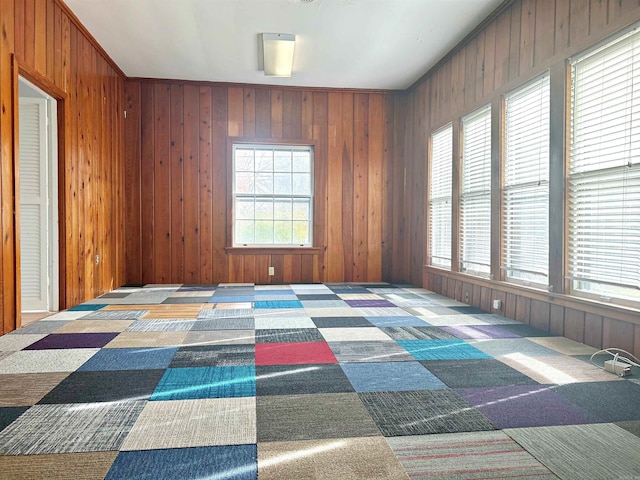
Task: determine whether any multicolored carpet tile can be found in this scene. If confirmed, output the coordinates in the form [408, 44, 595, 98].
[1, 283, 640, 479]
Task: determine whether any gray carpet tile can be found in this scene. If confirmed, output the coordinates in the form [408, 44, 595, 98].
[256, 364, 355, 396]
[421, 358, 540, 388]
[9, 322, 70, 334]
[381, 326, 458, 340]
[255, 329, 324, 343]
[169, 345, 255, 367]
[554, 381, 640, 422]
[505, 423, 640, 480]
[80, 310, 149, 320]
[358, 390, 495, 436]
[190, 318, 255, 330]
[0, 401, 146, 454]
[328, 341, 415, 363]
[256, 393, 380, 442]
[125, 319, 196, 332]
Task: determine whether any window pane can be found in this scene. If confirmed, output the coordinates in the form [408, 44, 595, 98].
[235, 149, 254, 171]
[293, 221, 310, 244]
[255, 149, 274, 172]
[255, 221, 274, 244]
[255, 198, 273, 219]
[255, 173, 273, 194]
[235, 198, 254, 220]
[293, 173, 311, 195]
[293, 152, 311, 172]
[429, 124, 452, 268]
[274, 221, 292, 243]
[235, 220, 254, 244]
[274, 199, 292, 220]
[274, 151, 292, 172]
[235, 172, 254, 194]
[293, 200, 310, 220]
[274, 173, 292, 194]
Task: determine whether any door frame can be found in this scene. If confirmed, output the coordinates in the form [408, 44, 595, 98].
[12, 55, 67, 327]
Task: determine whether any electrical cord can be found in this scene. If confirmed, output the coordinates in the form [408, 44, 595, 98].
[590, 348, 640, 376]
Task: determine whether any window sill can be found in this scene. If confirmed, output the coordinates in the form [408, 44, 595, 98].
[225, 247, 321, 255]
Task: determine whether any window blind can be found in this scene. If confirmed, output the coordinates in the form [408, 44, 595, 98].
[569, 28, 640, 303]
[461, 105, 491, 276]
[503, 74, 550, 285]
[429, 124, 453, 268]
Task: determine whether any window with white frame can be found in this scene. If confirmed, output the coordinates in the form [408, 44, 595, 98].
[429, 124, 453, 268]
[503, 74, 550, 285]
[460, 106, 492, 276]
[569, 28, 640, 304]
[232, 144, 314, 247]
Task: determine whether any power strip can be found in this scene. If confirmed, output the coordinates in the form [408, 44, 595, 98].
[604, 359, 632, 377]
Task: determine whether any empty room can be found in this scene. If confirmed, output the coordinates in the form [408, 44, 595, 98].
[0, 0, 640, 478]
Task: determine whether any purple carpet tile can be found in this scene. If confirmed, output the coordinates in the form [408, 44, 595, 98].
[440, 325, 521, 340]
[24, 333, 119, 350]
[456, 385, 599, 429]
[345, 299, 396, 308]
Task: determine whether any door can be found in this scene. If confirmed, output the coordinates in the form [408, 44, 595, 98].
[19, 97, 49, 311]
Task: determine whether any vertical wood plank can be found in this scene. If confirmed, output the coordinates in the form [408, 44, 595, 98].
[199, 87, 213, 283]
[515, 295, 531, 324]
[589, 0, 608, 34]
[45, 0, 54, 79]
[483, 21, 496, 99]
[254, 88, 271, 138]
[475, 31, 486, 102]
[341, 92, 354, 281]
[124, 81, 142, 284]
[312, 91, 328, 282]
[520, 0, 536, 74]
[242, 88, 255, 137]
[494, 9, 511, 91]
[603, 317, 634, 352]
[23, 0, 35, 67]
[140, 83, 155, 283]
[555, 0, 571, 53]
[243, 255, 255, 283]
[33, 0, 45, 73]
[549, 304, 565, 335]
[352, 93, 368, 281]
[301, 91, 313, 140]
[227, 86, 243, 137]
[283, 89, 302, 139]
[464, 37, 477, 109]
[270, 90, 282, 139]
[564, 308, 585, 343]
[530, 299, 551, 331]
[584, 313, 603, 349]
[326, 92, 343, 282]
[367, 94, 383, 281]
[271, 254, 284, 284]
[211, 86, 228, 282]
[153, 83, 171, 283]
[534, 0, 556, 66]
[381, 94, 394, 281]
[570, 0, 591, 47]
[183, 85, 200, 283]
[509, 1, 522, 81]
[169, 84, 184, 283]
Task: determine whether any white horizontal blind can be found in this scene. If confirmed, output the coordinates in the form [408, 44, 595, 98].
[569, 28, 640, 303]
[429, 124, 453, 268]
[503, 74, 550, 285]
[233, 144, 314, 247]
[461, 106, 491, 276]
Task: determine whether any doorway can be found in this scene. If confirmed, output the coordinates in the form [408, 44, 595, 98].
[18, 77, 59, 314]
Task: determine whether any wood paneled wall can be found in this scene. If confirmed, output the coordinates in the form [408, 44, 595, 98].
[0, 0, 126, 333]
[398, 0, 640, 355]
[124, 81, 398, 285]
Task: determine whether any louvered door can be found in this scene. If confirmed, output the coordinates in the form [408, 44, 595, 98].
[19, 97, 48, 311]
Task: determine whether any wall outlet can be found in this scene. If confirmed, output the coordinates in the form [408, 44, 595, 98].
[464, 291, 470, 303]
[268, 266, 275, 276]
[95, 255, 100, 265]
[492, 299, 502, 310]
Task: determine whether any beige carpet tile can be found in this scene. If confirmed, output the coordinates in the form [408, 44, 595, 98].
[140, 305, 204, 319]
[0, 349, 100, 374]
[0, 373, 70, 406]
[527, 336, 600, 356]
[319, 327, 392, 342]
[258, 436, 409, 480]
[505, 423, 640, 480]
[498, 355, 621, 384]
[121, 397, 256, 450]
[104, 332, 188, 348]
[39, 311, 90, 321]
[0, 452, 118, 480]
[337, 293, 384, 300]
[304, 308, 363, 318]
[53, 320, 134, 334]
[254, 317, 316, 329]
[183, 330, 256, 346]
[387, 431, 559, 479]
[215, 302, 253, 310]
[169, 291, 215, 298]
[0, 334, 47, 352]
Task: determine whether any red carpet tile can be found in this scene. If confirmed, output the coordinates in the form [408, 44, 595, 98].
[255, 342, 337, 366]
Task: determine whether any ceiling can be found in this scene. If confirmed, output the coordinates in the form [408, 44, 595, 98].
[65, 0, 503, 91]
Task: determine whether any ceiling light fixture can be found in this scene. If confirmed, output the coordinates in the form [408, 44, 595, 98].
[260, 33, 295, 77]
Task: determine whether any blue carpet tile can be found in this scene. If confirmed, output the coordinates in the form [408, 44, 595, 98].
[1, 282, 638, 480]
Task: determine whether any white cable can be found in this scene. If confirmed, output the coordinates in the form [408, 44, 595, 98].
[590, 348, 640, 372]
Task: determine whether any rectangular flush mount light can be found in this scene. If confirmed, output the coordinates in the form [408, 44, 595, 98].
[261, 33, 295, 77]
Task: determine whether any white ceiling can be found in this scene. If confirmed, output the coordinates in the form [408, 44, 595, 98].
[65, 0, 503, 91]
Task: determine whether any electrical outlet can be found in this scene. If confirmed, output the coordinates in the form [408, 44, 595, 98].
[95, 255, 100, 265]
[492, 299, 502, 310]
[268, 266, 275, 276]
[464, 291, 469, 303]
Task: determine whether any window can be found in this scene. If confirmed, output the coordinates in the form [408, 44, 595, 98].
[232, 144, 313, 247]
[460, 106, 492, 276]
[503, 74, 550, 285]
[429, 124, 453, 268]
[569, 28, 640, 304]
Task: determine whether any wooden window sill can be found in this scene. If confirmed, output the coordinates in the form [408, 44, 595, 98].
[225, 247, 321, 255]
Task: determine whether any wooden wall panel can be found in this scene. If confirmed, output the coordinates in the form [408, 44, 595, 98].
[1, 0, 126, 333]
[124, 82, 394, 285]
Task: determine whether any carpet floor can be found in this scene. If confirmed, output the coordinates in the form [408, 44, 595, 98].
[0, 282, 639, 479]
